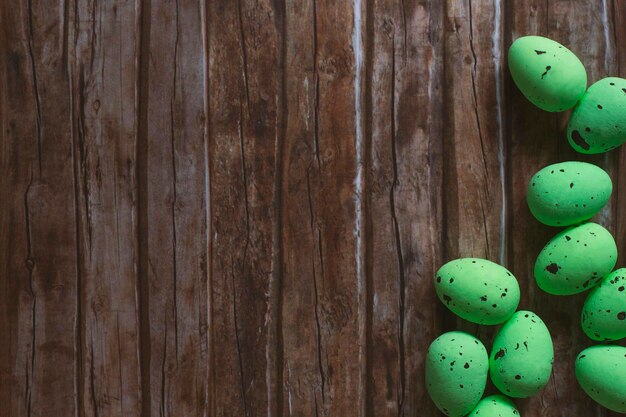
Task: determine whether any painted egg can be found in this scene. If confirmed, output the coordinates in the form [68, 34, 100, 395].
[575, 345, 626, 413]
[567, 77, 626, 154]
[526, 161, 612, 226]
[508, 36, 587, 112]
[425, 331, 489, 417]
[581, 269, 626, 341]
[468, 395, 520, 417]
[489, 311, 554, 398]
[534, 222, 617, 295]
[435, 258, 520, 325]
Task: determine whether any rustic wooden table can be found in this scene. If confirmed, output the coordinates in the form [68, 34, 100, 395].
[1, 0, 625, 416]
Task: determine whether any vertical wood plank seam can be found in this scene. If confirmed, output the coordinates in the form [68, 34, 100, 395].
[309, 0, 326, 404]
[612, 0, 620, 75]
[602, 0, 613, 76]
[67, 3, 86, 414]
[235, 1, 251, 264]
[272, 2, 288, 416]
[200, 0, 211, 415]
[352, 0, 369, 416]
[388, 34, 406, 417]
[233, 2, 251, 413]
[492, 0, 507, 265]
[171, 0, 180, 364]
[441, 0, 450, 267]
[24, 0, 41, 414]
[136, 0, 152, 414]
[503, 0, 515, 274]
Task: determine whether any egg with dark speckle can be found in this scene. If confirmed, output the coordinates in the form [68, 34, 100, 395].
[489, 311, 553, 398]
[575, 345, 626, 413]
[426, 331, 488, 417]
[534, 222, 617, 295]
[435, 258, 520, 325]
[509, 36, 587, 112]
[581, 268, 626, 341]
[527, 162, 612, 227]
[568, 77, 626, 154]
[467, 395, 520, 417]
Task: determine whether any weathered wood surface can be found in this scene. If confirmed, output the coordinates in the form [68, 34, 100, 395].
[0, 1, 625, 416]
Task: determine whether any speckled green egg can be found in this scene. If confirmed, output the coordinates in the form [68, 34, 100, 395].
[567, 77, 626, 154]
[435, 258, 520, 325]
[508, 36, 587, 112]
[527, 162, 612, 227]
[468, 395, 520, 417]
[426, 331, 488, 417]
[534, 222, 617, 295]
[581, 269, 626, 341]
[489, 311, 553, 398]
[575, 345, 626, 413]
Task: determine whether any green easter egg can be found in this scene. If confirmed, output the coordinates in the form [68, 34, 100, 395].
[467, 395, 520, 417]
[581, 269, 626, 341]
[534, 222, 617, 295]
[489, 311, 554, 398]
[567, 77, 626, 154]
[527, 161, 612, 227]
[426, 331, 489, 417]
[435, 258, 520, 325]
[575, 345, 626, 413]
[509, 36, 587, 112]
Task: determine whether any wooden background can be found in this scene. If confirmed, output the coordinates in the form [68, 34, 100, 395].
[1, 0, 626, 416]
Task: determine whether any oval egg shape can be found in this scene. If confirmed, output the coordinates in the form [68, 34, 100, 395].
[489, 310, 554, 398]
[426, 331, 489, 417]
[508, 36, 587, 112]
[435, 258, 520, 325]
[581, 268, 626, 341]
[468, 395, 520, 417]
[575, 345, 626, 413]
[567, 77, 626, 154]
[527, 161, 612, 226]
[534, 222, 617, 295]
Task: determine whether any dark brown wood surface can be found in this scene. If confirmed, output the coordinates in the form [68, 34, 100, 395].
[1, 1, 625, 416]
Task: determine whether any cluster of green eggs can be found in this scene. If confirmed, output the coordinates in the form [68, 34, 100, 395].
[427, 259, 551, 417]
[425, 36, 626, 416]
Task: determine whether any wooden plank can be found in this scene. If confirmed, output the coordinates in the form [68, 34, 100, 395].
[0, 3, 41, 416]
[364, 0, 445, 415]
[279, 0, 323, 415]
[0, 0, 79, 416]
[393, 3, 447, 414]
[207, 0, 283, 415]
[138, 0, 208, 415]
[280, 0, 362, 415]
[71, 1, 142, 415]
[443, 0, 506, 265]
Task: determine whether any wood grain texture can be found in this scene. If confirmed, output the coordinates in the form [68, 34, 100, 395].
[1, 1, 626, 416]
[73, 1, 141, 415]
